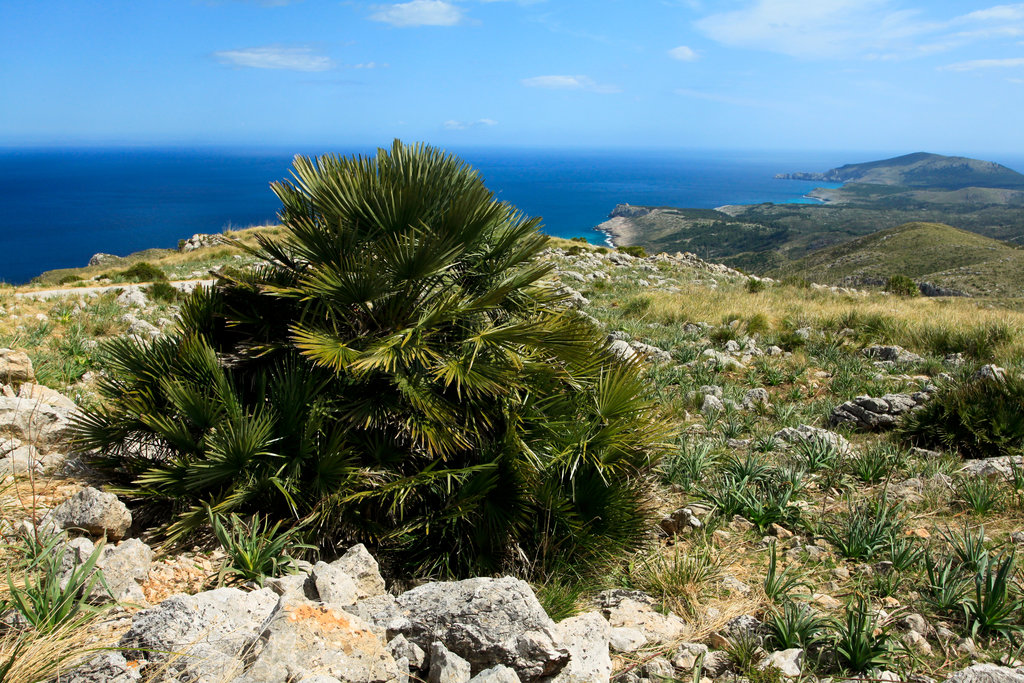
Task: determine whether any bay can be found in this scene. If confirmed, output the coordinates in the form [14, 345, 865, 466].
[0, 146, 873, 284]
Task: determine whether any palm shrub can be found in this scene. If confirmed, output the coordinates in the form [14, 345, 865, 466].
[900, 372, 1024, 458]
[72, 142, 669, 578]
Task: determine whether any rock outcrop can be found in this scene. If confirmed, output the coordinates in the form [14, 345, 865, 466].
[391, 576, 569, 680]
[828, 392, 931, 430]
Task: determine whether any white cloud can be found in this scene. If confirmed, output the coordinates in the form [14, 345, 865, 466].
[351, 62, 389, 69]
[370, 0, 463, 27]
[695, 0, 1024, 60]
[941, 57, 1024, 71]
[668, 45, 699, 61]
[213, 46, 334, 71]
[444, 118, 499, 130]
[520, 75, 621, 93]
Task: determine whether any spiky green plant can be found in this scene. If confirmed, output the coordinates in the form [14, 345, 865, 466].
[901, 372, 1024, 459]
[961, 551, 1024, 644]
[209, 509, 316, 586]
[767, 601, 828, 650]
[833, 597, 900, 673]
[821, 496, 903, 561]
[72, 141, 670, 578]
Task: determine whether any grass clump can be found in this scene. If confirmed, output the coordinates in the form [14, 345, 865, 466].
[209, 510, 315, 586]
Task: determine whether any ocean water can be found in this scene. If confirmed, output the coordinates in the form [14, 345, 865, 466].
[0, 146, 853, 284]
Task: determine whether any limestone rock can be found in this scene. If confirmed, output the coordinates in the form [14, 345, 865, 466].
[961, 456, 1024, 480]
[943, 664, 1024, 683]
[17, 382, 77, 410]
[742, 388, 770, 410]
[238, 596, 400, 683]
[974, 365, 1008, 383]
[608, 626, 646, 653]
[88, 252, 121, 267]
[331, 543, 387, 599]
[773, 424, 851, 455]
[758, 649, 803, 677]
[548, 611, 611, 683]
[56, 652, 143, 682]
[0, 394, 75, 454]
[601, 597, 686, 644]
[429, 641, 473, 683]
[829, 393, 929, 431]
[0, 349, 34, 385]
[311, 561, 360, 607]
[116, 288, 148, 308]
[391, 576, 568, 681]
[120, 587, 279, 681]
[50, 487, 132, 540]
[471, 665, 521, 682]
[863, 345, 923, 364]
[58, 536, 154, 605]
[608, 340, 637, 363]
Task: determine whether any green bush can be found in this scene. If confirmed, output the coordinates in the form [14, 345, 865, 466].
[72, 141, 669, 579]
[118, 262, 168, 283]
[885, 274, 919, 297]
[146, 281, 179, 303]
[746, 278, 766, 294]
[618, 245, 647, 258]
[900, 372, 1024, 458]
[57, 274, 81, 285]
[569, 236, 588, 244]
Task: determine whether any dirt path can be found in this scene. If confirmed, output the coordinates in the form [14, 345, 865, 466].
[15, 279, 214, 300]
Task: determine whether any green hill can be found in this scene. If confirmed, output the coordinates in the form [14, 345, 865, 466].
[777, 152, 1024, 190]
[773, 221, 1024, 297]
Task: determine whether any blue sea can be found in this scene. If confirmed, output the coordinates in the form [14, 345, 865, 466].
[1, 146, 863, 284]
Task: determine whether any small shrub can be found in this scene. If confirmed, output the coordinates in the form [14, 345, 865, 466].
[57, 274, 81, 285]
[119, 261, 168, 283]
[569, 236, 588, 244]
[146, 281, 180, 303]
[746, 278, 766, 294]
[885, 274, 920, 297]
[619, 245, 647, 258]
[209, 510, 315, 586]
[724, 629, 765, 675]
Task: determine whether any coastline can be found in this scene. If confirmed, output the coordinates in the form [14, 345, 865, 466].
[594, 215, 637, 247]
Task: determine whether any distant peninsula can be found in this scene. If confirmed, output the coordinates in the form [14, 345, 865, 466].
[594, 151, 1024, 296]
[775, 152, 1024, 190]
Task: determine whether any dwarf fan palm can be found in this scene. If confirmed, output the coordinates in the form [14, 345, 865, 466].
[74, 141, 670, 577]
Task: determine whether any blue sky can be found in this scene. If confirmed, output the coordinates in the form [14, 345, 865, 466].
[3, 0, 1024, 153]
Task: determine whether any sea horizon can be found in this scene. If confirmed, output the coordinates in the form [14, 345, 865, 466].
[5, 145, 1024, 285]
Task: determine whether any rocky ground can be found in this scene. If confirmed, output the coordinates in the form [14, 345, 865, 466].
[0, 238, 1022, 682]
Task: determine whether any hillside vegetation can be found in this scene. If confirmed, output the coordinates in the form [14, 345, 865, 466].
[773, 222, 1024, 298]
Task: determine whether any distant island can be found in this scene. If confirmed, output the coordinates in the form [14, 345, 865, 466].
[595, 152, 1024, 297]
